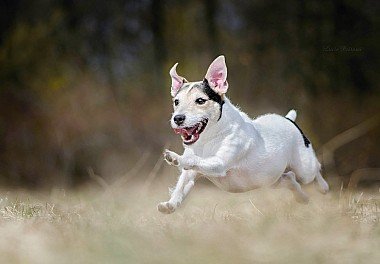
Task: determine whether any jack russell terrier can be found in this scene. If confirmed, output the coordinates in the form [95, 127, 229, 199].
[158, 55, 329, 214]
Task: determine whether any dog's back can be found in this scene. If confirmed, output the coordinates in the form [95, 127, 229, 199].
[252, 112, 321, 185]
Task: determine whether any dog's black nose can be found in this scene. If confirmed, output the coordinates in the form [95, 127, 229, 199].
[174, 114, 186, 125]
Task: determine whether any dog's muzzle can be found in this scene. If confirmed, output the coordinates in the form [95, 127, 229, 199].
[173, 119, 208, 145]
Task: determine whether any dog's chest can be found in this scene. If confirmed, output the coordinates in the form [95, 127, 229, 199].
[192, 138, 222, 157]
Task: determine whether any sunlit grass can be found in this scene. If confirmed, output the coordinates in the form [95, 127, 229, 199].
[0, 179, 379, 264]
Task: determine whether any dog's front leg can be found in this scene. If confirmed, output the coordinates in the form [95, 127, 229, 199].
[164, 141, 244, 176]
[185, 155, 228, 176]
[157, 169, 197, 214]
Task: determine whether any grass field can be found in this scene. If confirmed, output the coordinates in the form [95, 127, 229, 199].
[0, 176, 379, 264]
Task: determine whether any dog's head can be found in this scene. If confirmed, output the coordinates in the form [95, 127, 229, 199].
[169, 55, 229, 145]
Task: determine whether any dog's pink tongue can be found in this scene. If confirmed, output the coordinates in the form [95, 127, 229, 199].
[174, 127, 197, 136]
[174, 128, 189, 136]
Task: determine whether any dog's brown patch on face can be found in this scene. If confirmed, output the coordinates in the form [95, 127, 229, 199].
[171, 82, 220, 144]
[173, 82, 220, 120]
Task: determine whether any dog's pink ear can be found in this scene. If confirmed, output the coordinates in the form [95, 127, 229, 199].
[170, 63, 185, 97]
[205, 55, 228, 94]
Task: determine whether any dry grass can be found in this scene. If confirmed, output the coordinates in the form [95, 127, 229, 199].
[0, 177, 379, 264]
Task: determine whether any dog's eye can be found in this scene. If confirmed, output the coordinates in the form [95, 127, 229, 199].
[195, 98, 207, 105]
[174, 99, 179, 106]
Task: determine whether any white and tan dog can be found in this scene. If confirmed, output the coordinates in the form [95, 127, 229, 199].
[158, 55, 329, 214]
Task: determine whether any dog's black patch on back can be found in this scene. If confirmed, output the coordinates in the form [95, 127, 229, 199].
[202, 79, 224, 121]
[285, 117, 311, 148]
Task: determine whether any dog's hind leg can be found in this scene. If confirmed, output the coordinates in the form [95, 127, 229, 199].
[315, 171, 329, 194]
[273, 171, 309, 204]
[157, 169, 197, 214]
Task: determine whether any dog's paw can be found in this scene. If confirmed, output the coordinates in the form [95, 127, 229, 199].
[163, 149, 180, 167]
[157, 201, 176, 214]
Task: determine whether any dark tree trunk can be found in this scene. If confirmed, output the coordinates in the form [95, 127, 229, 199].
[204, 0, 220, 55]
[151, 0, 167, 91]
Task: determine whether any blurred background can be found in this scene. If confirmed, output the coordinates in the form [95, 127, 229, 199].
[0, 0, 379, 189]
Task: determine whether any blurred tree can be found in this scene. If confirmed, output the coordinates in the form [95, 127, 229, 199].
[204, 0, 220, 55]
[0, 0, 21, 44]
[150, 0, 167, 90]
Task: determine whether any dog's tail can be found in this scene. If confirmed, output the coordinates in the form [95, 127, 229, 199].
[285, 109, 297, 121]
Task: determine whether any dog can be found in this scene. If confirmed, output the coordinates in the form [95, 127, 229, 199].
[158, 55, 329, 214]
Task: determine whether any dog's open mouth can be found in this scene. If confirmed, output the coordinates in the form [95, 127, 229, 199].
[174, 119, 208, 145]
